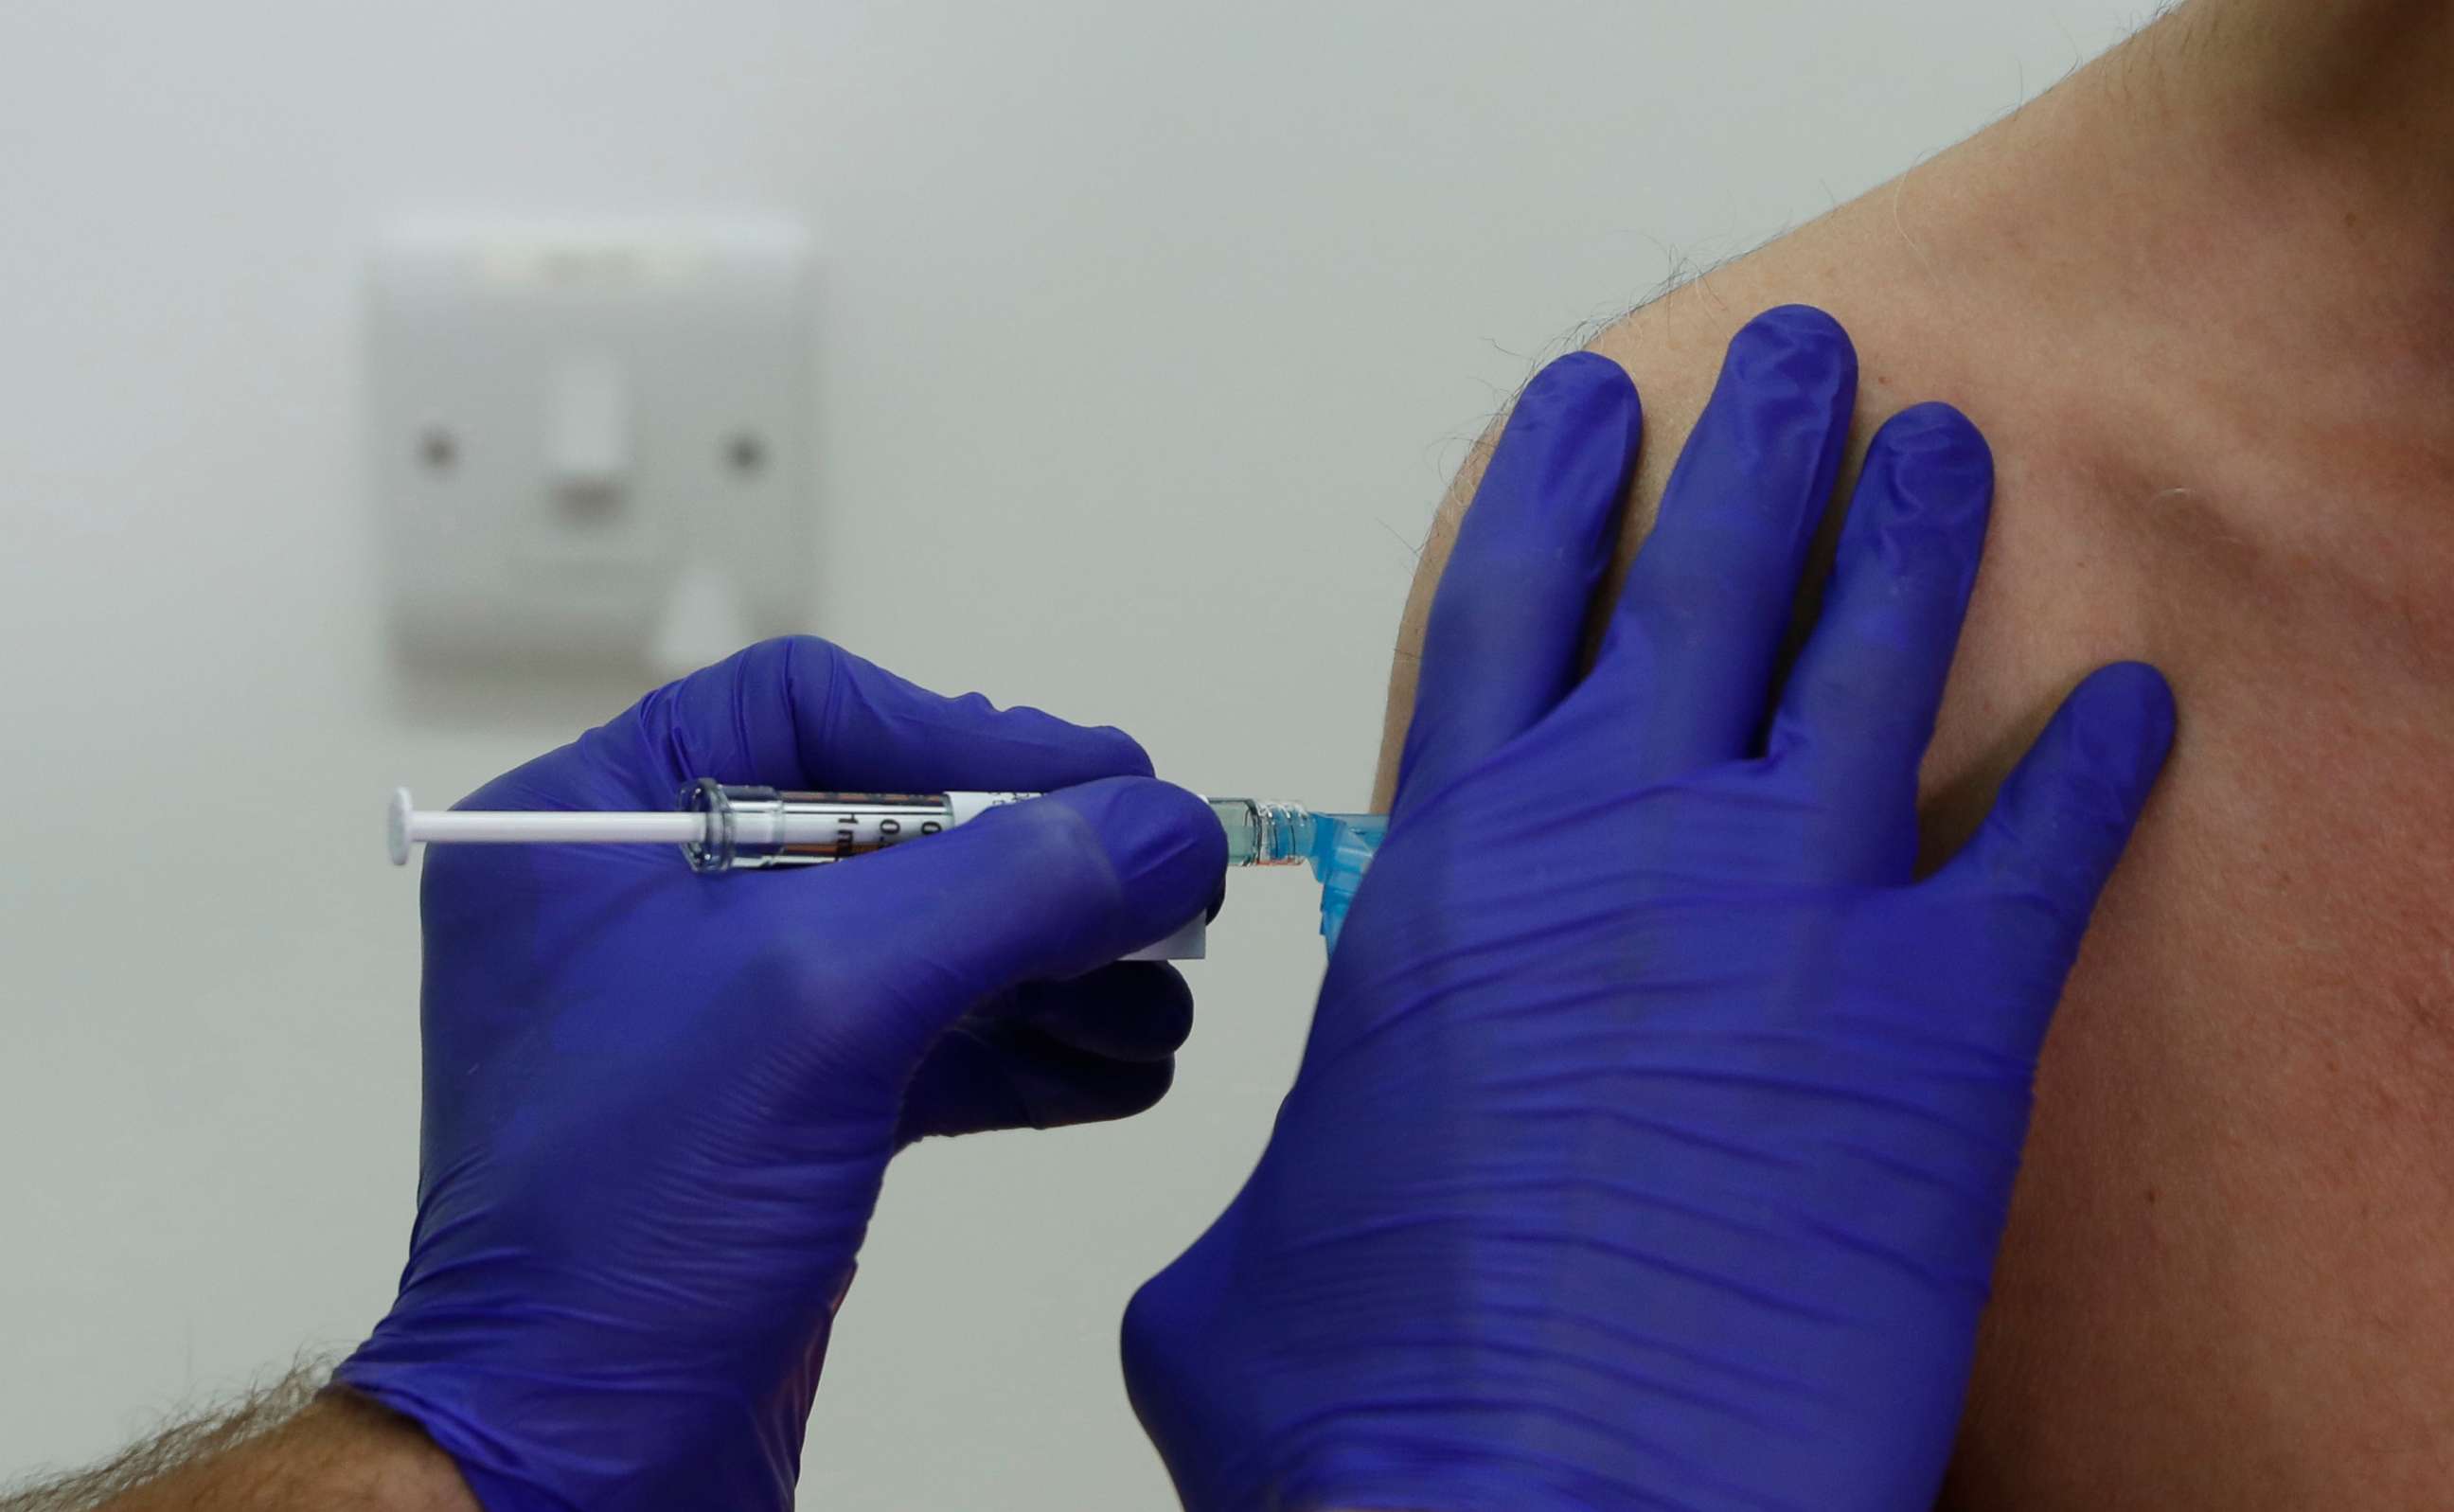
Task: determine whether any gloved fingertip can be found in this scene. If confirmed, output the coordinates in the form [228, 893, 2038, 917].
[1042, 1051, 1177, 1126]
[1858, 400, 1994, 582]
[1088, 722, 1159, 780]
[1024, 1054, 1178, 1130]
[1943, 659, 2178, 916]
[991, 704, 1155, 779]
[1876, 402, 1992, 494]
[944, 1019, 1182, 1133]
[1038, 778, 1228, 949]
[1743, 301, 1854, 352]
[1003, 964, 1195, 1061]
[1723, 304, 1858, 405]
[2070, 660, 2178, 805]
[1495, 351, 1644, 510]
[803, 643, 1159, 790]
[1520, 348, 1641, 420]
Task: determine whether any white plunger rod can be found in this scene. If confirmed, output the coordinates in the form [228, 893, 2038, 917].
[412, 811, 702, 843]
[389, 789, 702, 864]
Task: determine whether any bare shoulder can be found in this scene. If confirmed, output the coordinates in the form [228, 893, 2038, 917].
[1367, 35, 2454, 1501]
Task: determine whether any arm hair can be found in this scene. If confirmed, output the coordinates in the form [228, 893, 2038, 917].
[0, 1361, 329, 1512]
[0, 1361, 467, 1512]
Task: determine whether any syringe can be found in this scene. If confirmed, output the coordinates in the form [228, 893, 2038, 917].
[386, 784, 1388, 952]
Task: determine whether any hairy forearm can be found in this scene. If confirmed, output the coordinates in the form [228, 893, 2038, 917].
[2, 1370, 476, 1512]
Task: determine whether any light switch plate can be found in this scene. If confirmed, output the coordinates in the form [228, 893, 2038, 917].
[370, 219, 813, 673]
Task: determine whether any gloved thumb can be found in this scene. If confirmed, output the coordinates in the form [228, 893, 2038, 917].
[751, 776, 1226, 1069]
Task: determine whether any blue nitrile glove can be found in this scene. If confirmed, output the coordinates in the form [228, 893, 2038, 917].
[337, 637, 1224, 1512]
[1123, 310, 2176, 1512]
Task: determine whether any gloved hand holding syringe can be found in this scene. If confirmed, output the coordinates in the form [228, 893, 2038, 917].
[387, 783, 1387, 955]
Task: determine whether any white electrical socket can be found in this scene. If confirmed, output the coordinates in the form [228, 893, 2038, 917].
[370, 219, 813, 674]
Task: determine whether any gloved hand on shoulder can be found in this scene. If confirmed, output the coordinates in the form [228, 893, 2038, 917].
[1125, 310, 2175, 1512]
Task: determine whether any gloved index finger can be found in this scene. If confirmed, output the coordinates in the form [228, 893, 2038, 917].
[1394, 352, 1642, 821]
[611, 636, 1155, 795]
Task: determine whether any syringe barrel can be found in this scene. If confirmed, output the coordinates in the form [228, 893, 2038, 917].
[678, 782, 1032, 873]
[1206, 798, 1316, 866]
[677, 785, 1357, 875]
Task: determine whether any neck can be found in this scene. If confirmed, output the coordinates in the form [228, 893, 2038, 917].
[1877, 0, 2454, 528]
[2185, 0, 2454, 153]
[2029, 5, 2448, 334]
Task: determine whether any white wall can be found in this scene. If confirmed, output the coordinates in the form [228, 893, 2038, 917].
[0, 2, 2150, 1503]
